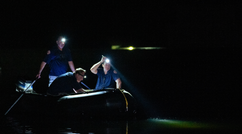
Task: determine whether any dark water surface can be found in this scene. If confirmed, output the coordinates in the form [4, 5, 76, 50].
[1, 115, 241, 133]
[1, 48, 242, 133]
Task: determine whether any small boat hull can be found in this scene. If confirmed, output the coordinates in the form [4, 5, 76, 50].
[8, 89, 137, 120]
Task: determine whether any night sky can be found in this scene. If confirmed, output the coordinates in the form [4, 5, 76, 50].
[1, 1, 242, 121]
[1, 1, 242, 49]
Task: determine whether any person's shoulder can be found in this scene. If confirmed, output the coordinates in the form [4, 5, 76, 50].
[113, 70, 118, 74]
[108, 68, 117, 74]
[66, 72, 74, 76]
[43, 45, 55, 55]
[59, 72, 71, 77]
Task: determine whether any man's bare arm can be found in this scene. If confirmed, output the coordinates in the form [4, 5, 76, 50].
[90, 56, 106, 74]
[68, 61, 76, 72]
[36, 61, 46, 78]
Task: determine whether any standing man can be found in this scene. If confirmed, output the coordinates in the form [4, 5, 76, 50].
[90, 55, 122, 90]
[47, 68, 86, 96]
[36, 36, 75, 86]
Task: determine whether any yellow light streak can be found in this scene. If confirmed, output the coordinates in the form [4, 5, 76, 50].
[111, 45, 163, 50]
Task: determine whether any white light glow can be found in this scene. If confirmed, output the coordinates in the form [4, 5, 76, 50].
[105, 59, 110, 63]
[61, 38, 66, 42]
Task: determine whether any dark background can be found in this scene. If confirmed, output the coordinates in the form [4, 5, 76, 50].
[1, 1, 242, 121]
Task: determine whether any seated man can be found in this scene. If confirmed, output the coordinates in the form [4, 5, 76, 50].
[47, 68, 86, 96]
[90, 55, 122, 90]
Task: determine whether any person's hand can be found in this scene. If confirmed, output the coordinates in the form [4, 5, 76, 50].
[36, 73, 41, 79]
[78, 91, 86, 94]
[75, 88, 86, 94]
[101, 55, 107, 63]
[81, 89, 87, 94]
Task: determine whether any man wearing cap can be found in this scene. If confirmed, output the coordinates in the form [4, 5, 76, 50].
[36, 36, 75, 86]
[47, 68, 86, 96]
[90, 55, 122, 90]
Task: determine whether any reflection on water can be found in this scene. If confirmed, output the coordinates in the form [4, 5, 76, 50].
[2, 115, 241, 133]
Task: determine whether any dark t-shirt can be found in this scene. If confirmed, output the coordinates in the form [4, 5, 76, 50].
[94, 68, 119, 90]
[44, 46, 73, 76]
[48, 72, 82, 95]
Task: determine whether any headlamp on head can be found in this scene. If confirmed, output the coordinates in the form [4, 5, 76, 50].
[76, 71, 86, 78]
[105, 58, 110, 63]
[61, 38, 66, 42]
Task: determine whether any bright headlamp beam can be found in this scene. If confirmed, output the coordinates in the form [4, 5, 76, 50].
[105, 59, 110, 63]
[61, 38, 66, 42]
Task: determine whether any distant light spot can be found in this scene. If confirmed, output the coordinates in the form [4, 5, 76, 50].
[128, 46, 134, 50]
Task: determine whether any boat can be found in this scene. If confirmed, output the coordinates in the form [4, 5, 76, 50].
[6, 81, 137, 120]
